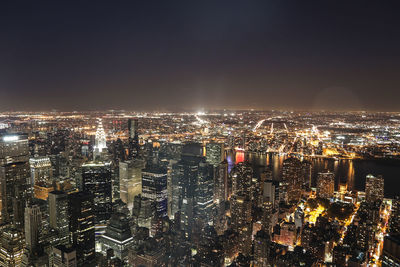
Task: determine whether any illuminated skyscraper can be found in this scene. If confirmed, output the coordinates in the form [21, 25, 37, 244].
[142, 167, 168, 218]
[205, 142, 224, 166]
[0, 226, 24, 267]
[50, 245, 77, 267]
[0, 133, 30, 229]
[127, 118, 139, 159]
[230, 194, 252, 256]
[214, 160, 228, 204]
[171, 143, 211, 238]
[29, 156, 52, 185]
[29, 156, 53, 200]
[317, 171, 335, 199]
[365, 174, 384, 202]
[119, 159, 144, 210]
[98, 212, 134, 261]
[282, 157, 304, 203]
[48, 191, 69, 245]
[389, 196, 400, 236]
[24, 204, 42, 255]
[230, 162, 253, 198]
[253, 230, 271, 267]
[93, 119, 107, 160]
[195, 161, 214, 228]
[82, 161, 112, 224]
[382, 235, 400, 267]
[68, 191, 95, 266]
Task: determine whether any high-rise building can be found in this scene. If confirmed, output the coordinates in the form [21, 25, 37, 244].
[195, 161, 214, 229]
[389, 197, 400, 236]
[133, 194, 154, 229]
[81, 161, 112, 224]
[317, 171, 335, 199]
[253, 230, 271, 267]
[0, 226, 24, 267]
[50, 245, 77, 267]
[205, 143, 224, 166]
[230, 194, 252, 256]
[68, 192, 95, 266]
[128, 118, 139, 159]
[262, 179, 279, 209]
[30, 156, 53, 200]
[29, 156, 53, 185]
[0, 133, 30, 228]
[171, 143, 210, 238]
[119, 159, 144, 210]
[382, 235, 400, 267]
[48, 191, 69, 245]
[365, 174, 384, 202]
[24, 204, 42, 255]
[282, 157, 304, 203]
[142, 167, 168, 218]
[230, 162, 253, 198]
[214, 160, 228, 204]
[93, 119, 107, 160]
[99, 212, 134, 261]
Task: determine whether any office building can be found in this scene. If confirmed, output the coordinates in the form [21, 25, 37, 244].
[382, 235, 400, 267]
[81, 161, 112, 224]
[119, 159, 144, 210]
[205, 142, 224, 166]
[99, 212, 134, 261]
[282, 157, 304, 203]
[24, 204, 42, 255]
[365, 174, 384, 202]
[0, 133, 30, 228]
[317, 171, 335, 199]
[48, 191, 69, 245]
[50, 245, 77, 267]
[29, 156, 53, 186]
[68, 192, 95, 266]
[0, 226, 24, 267]
[142, 167, 168, 218]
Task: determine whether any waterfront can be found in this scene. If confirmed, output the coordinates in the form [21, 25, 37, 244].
[228, 151, 400, 198]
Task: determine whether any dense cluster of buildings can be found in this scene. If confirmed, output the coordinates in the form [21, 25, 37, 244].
[0, 110, 398, 266]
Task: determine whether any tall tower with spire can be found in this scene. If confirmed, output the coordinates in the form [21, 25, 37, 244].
[93, 119, 107, 160]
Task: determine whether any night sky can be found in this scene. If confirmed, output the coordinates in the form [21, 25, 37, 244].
[1, 1, 399, 111]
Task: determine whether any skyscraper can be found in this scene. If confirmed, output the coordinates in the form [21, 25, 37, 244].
[29, 156, 52, 184]
[230, 162, 253, 198]
[171, 143, 209, 238]
[98, 212, 134, 261]
[93, 119, 107, 161]
[365, 174, 384, 202]
[317, 171, 335, 199]
[29, 156, 53, 200]
[128, 118, 139, 159]
[48, 191, 69, 245]
[230, 194, 252, 256]
[205, 142, 224, 166]
[0, 226, 24, 267]
[68, 191, 95, 266]
[214, 160, 228, 204]
[81, 161, 112, 224]
[195, 161, 214, 229]
[0, 133, 30, 228]
[142, 167, 168, 218]
[282, 157, 304, 203]
[24, 204, 42, 255]
[119, 159, 144, 210]
[50, 245, 77, 267]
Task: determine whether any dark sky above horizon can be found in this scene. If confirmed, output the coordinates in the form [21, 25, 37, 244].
[1, 1, 399, 111]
